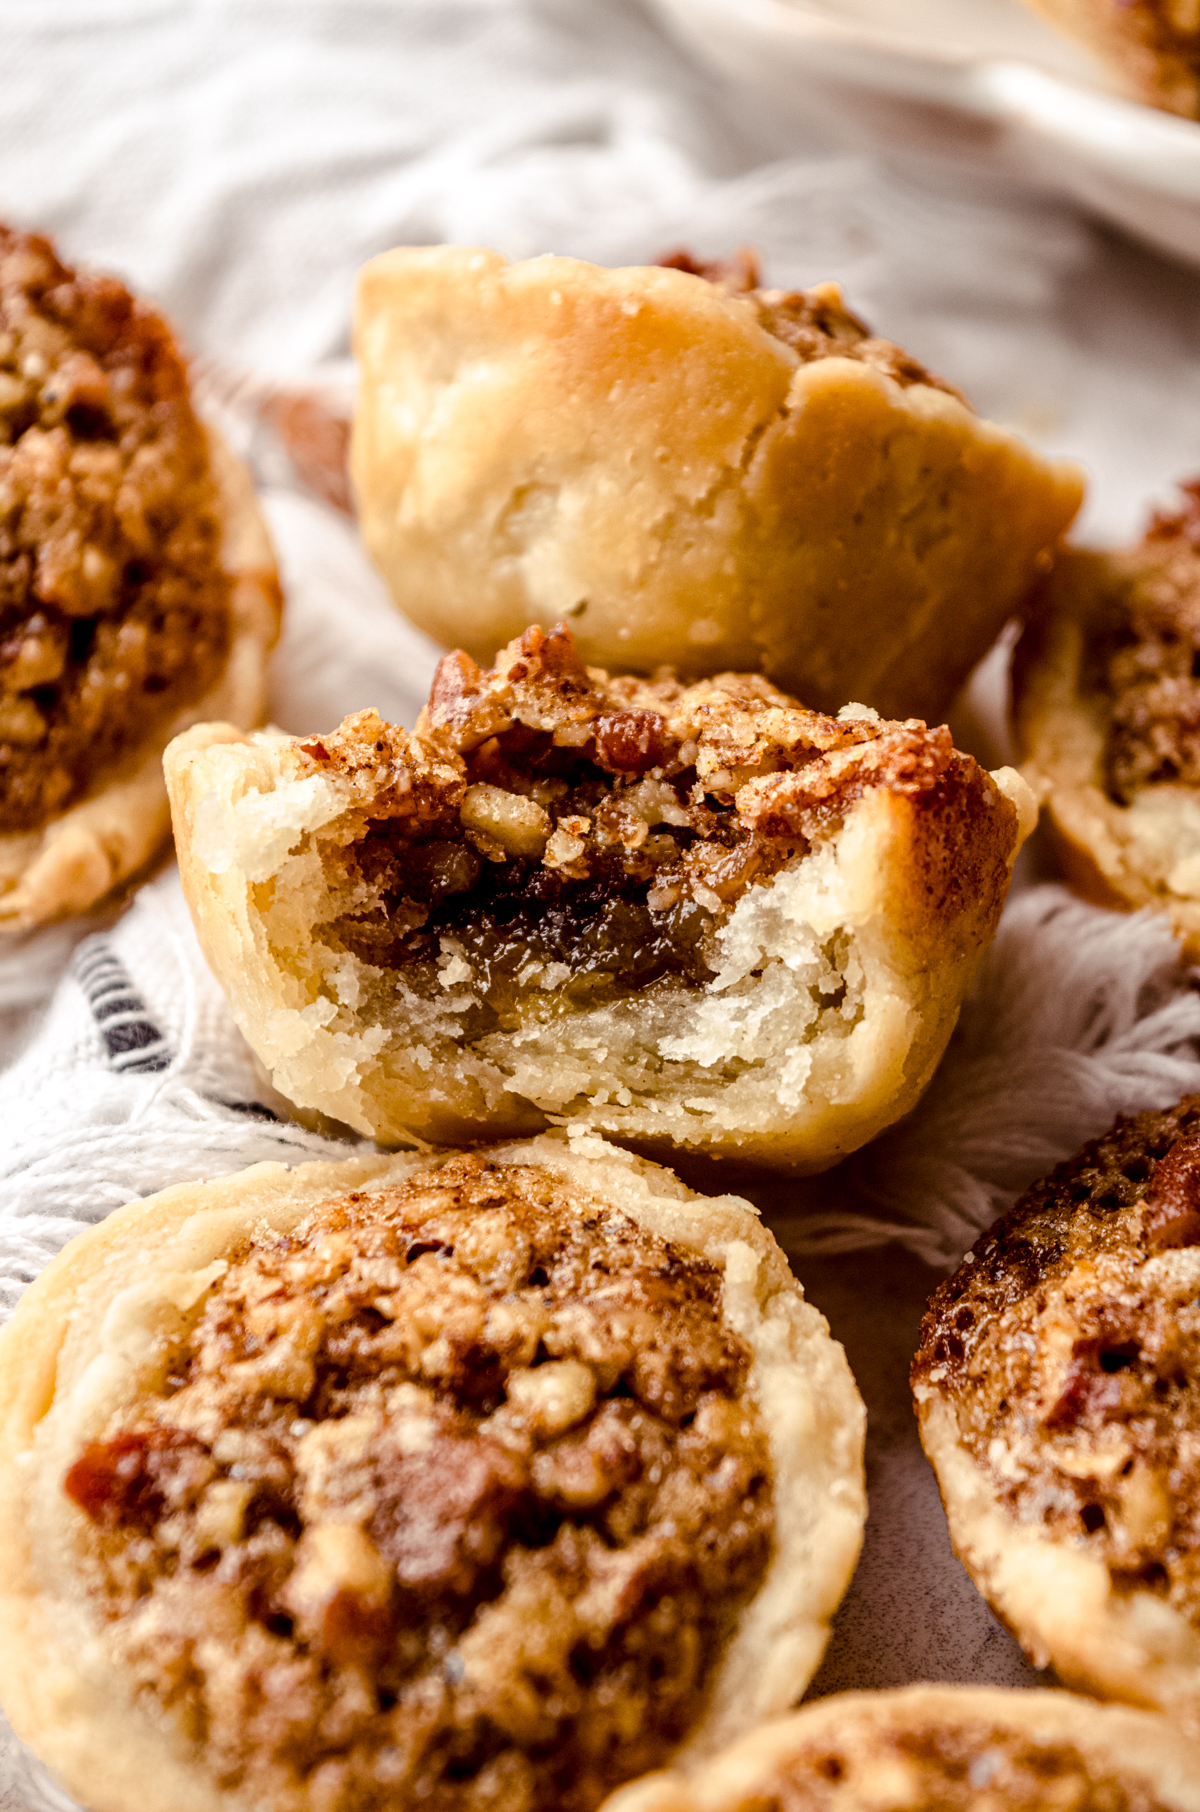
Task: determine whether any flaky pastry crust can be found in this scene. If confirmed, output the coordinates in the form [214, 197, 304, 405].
[913, 1097, 1200, 1734]
[164, 625, 1034, 1172]
[0, 1134, 865, 1812]
[599, 1685, 1200, 1811]
[351, 246, 1083, 723]
[1021, 0, 1200, 116]
[1014, 483, 1200, 957]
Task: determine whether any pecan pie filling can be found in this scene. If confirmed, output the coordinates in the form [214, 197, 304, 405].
[64, 1157, 774, 1812]
[0, 223, 230, 832]
[305, 623, 961, 1027]
[657, 249, 963, 400]
[770, 1721, 1173, 1810]
[914, 1096, 1200, 1621]
[1085, 482, 1200, 805]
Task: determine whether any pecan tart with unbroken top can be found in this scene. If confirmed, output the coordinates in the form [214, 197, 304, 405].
[0, 223, 280, 928]
[600, 1684, 1200, 1812]
[1014, 479, 1200, 958]
[914, 1094, 1200, 1731]
[351, 244, 1083, 725]
[164, 622, 1035, 1172]
[1021, 0, 1200, 117]
[0, 1133, 865, 1812]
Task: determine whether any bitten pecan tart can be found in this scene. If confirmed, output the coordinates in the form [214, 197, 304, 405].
[0, 1135, 865, 1812]
[1015, 480, 1200, 956]
[0, 223, 280, 927]
[351, 244, 1083, 724]
[164, 623, 1034, 1171]
[600, 1685, 1200, 1812]
[914, 1094, 1200, 1730]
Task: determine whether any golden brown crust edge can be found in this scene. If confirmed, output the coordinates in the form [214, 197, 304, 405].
[0, 428, 282, 932]
[164, 705, 1034, 1172]
[0, 1135, 866, 1812]
[598, 1685, 1200, 1812]
[351, 247, 1083, 723]
[1013, 548, 1200, 958]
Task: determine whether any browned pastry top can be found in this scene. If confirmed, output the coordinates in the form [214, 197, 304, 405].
[64, 1154, 773, 1812]
[914, 1096, 1200, 1628]
[299, 622, 998, 1025]
[0, 223, 230, 831]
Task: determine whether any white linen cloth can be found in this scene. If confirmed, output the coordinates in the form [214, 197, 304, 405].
[5, 0, 1200, 1797]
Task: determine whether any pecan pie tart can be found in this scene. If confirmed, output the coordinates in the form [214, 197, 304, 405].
[0, 223, 280, 927]
[0, 1135, 865, 1812]
[164, 623, 1034, 1170]
[914, 1095, 1200, 1729]
[1015, 480, 1200, 955]
[351, 245, 1082, 724]
[1022, 0, 1200, 118]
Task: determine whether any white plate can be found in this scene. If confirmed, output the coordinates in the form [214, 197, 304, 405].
[650, 0, 1200, 266]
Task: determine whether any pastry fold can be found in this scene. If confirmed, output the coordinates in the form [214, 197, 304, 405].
[165, 625, 1035, 1171]
[351, 246, 1083, 723]
[0, 1134, 866, 1812]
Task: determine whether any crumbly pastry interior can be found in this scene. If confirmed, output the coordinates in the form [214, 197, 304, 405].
[658, 249, 963, 401]
[0, 222, 230, 832]
[63, 1154, 773, 1812]
[747, 1719, 1169, 1810]
[914, 1095, 1200, 1630]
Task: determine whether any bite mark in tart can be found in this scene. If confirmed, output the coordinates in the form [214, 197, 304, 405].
[0, 1135, 866, 1812]
[913, 1095, 1200, 1731]
[351, 245, 1083, 724]
[1014, 479, 1200, 956]
[0, 223, 281, 928]
[599, 1683, 1200, 1812]
[164, 624, 1035, 1171]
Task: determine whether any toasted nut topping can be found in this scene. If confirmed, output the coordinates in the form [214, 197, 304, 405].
[461, 782, 550, 856]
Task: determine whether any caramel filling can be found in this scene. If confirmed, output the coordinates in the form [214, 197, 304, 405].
[770, 1719, 1173, 1810]
[0, 223, 230, 832]
[66, 1157, 774, 1812]
[915, 1097, 1200, 1621]
[1092, 481, 1200, 805]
